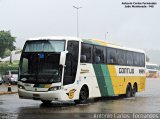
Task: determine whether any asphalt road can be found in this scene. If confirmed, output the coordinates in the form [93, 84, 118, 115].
[0, 79, 160, 119]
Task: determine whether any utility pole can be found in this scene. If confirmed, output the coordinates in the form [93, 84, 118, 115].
[105, 32, 108, 40]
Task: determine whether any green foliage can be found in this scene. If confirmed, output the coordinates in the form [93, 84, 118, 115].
[3, 49, 11, 58]
[0, 30, 16, 58]
[0, 61, 19, 75]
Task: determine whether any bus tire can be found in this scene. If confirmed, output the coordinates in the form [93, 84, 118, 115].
[125, 84, 132, 98]
[74, 85, 89, 104]
[41, 100, 52, 105]
[132, 83, 137, 97]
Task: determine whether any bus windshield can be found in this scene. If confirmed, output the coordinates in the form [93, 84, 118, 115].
[20, 53, 62, 83]
[24, 40, 65, 52]
[146, 65, 159, 70]
[19, 40, 65, 83]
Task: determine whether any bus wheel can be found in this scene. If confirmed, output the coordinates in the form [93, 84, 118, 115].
[125, 84, 132, 98]
[41, 100, 52, 105]
[132, 84, 137, 97]
[75, 86, 89, 104]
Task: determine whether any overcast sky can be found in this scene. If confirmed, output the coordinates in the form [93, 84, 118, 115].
[0, 0, 160, 50]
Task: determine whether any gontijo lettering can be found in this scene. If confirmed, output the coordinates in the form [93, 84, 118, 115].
[119, 68, 134, 74]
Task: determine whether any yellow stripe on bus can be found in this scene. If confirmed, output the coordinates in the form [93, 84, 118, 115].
[107, 65, 119, 95]
[92, 39, 108, 46]
[44, 84, 52, 88]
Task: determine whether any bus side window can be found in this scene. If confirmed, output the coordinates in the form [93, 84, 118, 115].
[95, 56, 100, 63]
[22, 58, 28, 74]
[107, 48, 116, 65]
[81, 43, 93, 63]
[126, 51, 133, 66]
[94, 46, 105, 64]
[117, 50, 126, 66]
[133, 52, 140, 66]
[140, 53, 145, 67]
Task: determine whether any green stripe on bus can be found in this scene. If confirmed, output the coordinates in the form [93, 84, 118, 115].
[93, 64, 114, 96]
[93, 64, 108, 96]
[101, 65, 114, 96]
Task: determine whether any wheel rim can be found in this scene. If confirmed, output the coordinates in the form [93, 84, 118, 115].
[80, 87, 88, 102]
[132, 86, 136, 96]
[126, 85, 131, 97]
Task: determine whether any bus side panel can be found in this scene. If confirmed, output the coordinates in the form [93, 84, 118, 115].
[108, 65, 146, 95]
[61, 63, 102, 101]
[93, 64, 114, 97]
[107, 65, 120, 95]
[63, 64, 146, 101]
[138, 76, 146, 92]
[78, 64, 101, 98]
[101, 65, 115, 96]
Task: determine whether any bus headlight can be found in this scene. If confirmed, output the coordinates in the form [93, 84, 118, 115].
[18, 85, 25, 89]
[48, 86, 61, 91]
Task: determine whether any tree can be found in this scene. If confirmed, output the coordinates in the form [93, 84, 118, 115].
[4, 49, 12, 58]
[0, 30, 16, 58]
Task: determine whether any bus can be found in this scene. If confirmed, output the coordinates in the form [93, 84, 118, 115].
[18, 37, 146, 104]
[146, 63, 159, 78]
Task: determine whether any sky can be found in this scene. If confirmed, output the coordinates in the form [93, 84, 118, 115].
[0, 0, 160, 51]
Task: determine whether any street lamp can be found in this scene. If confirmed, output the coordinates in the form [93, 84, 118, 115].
[105, 32, 108, 40]
[73, 6, 82, 37]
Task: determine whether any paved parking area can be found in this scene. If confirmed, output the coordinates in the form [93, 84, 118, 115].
[0, 79, 160, 119]
[0, 84, 18, 94]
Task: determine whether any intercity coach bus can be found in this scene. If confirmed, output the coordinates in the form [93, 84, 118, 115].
[146, 62, 159, 78]
[18, 37, 146, 104]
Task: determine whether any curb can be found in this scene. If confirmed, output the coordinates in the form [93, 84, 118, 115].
[0, 91, 18, 95]
[0, 91, 5, 95]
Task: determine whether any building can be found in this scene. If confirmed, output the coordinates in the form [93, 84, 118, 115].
[0, 50, 21, 62]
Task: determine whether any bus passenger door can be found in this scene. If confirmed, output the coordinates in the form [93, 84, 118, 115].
[62, 41, 79, 100]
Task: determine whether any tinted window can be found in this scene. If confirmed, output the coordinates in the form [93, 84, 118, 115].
[126, 51, 134, 66]
[63, 41, 79, 85]
[24, 40, 65, 52]
[107, 48, 117, 64]
[94, 46, 105, 64]
[107, 48, 145, 67]
[133, 53, 140, 66]
[139, 53, 145, 67]
[81, 43, 93, 63]
[117, 50, 126, 65]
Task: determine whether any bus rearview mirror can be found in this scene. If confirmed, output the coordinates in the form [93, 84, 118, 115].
[60, 51, 68, 67]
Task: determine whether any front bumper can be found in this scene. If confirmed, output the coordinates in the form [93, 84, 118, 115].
[18, 88, 62, 101]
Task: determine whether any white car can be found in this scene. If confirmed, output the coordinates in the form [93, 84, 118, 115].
[3, 70, 18, 84]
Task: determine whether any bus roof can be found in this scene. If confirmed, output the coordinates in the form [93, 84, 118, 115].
[82, 39, 145, 54]
[28, 36, 81, 41]
[27, 36, 145, 54]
